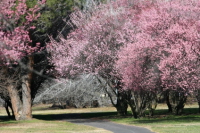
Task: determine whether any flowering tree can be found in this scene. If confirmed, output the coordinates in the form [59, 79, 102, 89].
[116, 0, 200, 115]
[47, 0, 161, 117]
[0, 0, 46, 120]
[0, 0, 44, 62]
[47, 0, 136, 115]
[48, 0, 200, 117]
[157, 1, 200, 114]
[117, 36, 162, 117]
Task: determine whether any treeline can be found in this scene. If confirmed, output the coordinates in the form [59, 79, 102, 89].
[0, 0, 200, 120]
[47, 0, 200, 119]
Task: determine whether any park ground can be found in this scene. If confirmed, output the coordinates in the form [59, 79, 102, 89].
[0, 103, 200, 133]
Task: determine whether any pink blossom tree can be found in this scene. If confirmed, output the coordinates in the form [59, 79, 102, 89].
[116, 35, 162, 117]
[157, 1, 200, 114]
[47, 0, 163, 117]
[47, 0, 138, 115]
[0, 0, 46, 120]
[116, 0, 200, 115]
[48, 0, 200, 117]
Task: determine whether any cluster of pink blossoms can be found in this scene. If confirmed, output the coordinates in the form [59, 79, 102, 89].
[48, 0, 200, 94]
[0, 0, 46, 65]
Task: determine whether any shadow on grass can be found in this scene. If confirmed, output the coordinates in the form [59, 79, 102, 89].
[33, 111, 118, 121]
[135, 116, 200, 124]
[1, 107, 199, 124]
[129, 108, 200, 124]
[33, 108, 200, 122]
[0, 116, 17, 124]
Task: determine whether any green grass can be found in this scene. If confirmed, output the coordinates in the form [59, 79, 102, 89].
[31, 104, 200, 133]
[110, 114, 200, 132]
[0, 104, 200, 133]
[109, 104, 200, 133]
[0, 105, 113, 133]
[0, 119, 108, 133]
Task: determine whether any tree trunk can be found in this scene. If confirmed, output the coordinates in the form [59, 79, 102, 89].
[5, 102, 11, 118]
[4, 100, 14, 118]
[7, 85, 22, 121]
[165, 90, 172, 112]
[148, 98, 157, 117]
[128, 90, 158, 118]
[116, 96, 128, 116]
[197, 100, 200, 113]
[108, 89, 128, 116]
[99, 78, 129, 116]
[21, 75, 32, 120]
[198, 102, 200, 113]
[166, 90, 187, 115]
[195, 90, 200, 113]
[7, 56, 34, 121]
[128, 100, 138, 118]
[20, 56, 34, 120]
[8, 80, 32, 120]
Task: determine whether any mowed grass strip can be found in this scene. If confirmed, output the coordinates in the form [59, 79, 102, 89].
[110, 104, 200, 133]
[0, 119, 112, 133]
[0, 105, 112, 133]
[32, 103, 200, 133]
[110, 114, 200, 133]
[1, 104, 200, 133]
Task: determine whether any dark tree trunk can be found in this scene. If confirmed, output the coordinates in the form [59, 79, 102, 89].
[4, 100, 14, 118]
[97, 77, 129, 116]
[128, 90, 158, 118]
[148, 98, 157, 117]
[165, 90, 172, 112]
[197, 99, 200, 113]
[195, 90, 200, 113]
[128, 99, 138, 118]
[116, 93, 128, 116]
[166, 89, 187, 115]
[5, 102, 11, 118]
[198, 102, 200, 113]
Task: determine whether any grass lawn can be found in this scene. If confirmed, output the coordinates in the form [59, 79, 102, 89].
[0, 119, 109, 133]
[0, 105, 113, 133]
[0, 104, 200, 133]
[110, 104, 200, 133]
